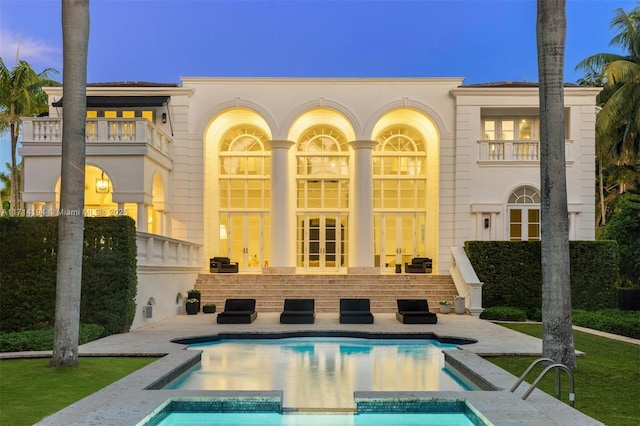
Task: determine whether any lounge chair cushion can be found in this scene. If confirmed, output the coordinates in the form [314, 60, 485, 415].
[217, 298, 257, 324]
[280, 299, 315, 324]
[396, 299, 437, 324]
[339, 298, 374, 324]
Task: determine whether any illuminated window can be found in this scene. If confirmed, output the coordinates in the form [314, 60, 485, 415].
[508, 186, 540, 241]
[482, 117, 539, 140]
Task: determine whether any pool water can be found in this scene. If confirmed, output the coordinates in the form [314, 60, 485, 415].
[165, 337, 475, 408]
[151, 411, 477, 425]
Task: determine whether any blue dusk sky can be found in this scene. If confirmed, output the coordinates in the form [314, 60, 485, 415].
[0, 0, 637, 167]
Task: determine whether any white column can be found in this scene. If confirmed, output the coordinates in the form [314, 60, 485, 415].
[265, 140, 295, 274]
[349, 140, 378, 274]
[137, 203, 148, 232]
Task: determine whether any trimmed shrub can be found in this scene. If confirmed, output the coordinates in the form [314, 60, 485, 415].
[572, 309, 640, 339]
[0, 323, 105, 352]
[0, 217, 137, 336]
[465, 240, 618, 312]
[480, 306, 527, 322]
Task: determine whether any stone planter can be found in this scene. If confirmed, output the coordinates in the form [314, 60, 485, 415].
[439, 304, 451, 314]
[185, 302, 200, 315]
[454, 298, 466, 315]
[202, 305, 217, 314]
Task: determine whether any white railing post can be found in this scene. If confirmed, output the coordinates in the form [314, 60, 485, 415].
[450, 246, 484, 317]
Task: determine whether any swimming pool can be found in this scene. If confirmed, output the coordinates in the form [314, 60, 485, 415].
[138, 397, 491, 426]
[165, 336, 477, 408]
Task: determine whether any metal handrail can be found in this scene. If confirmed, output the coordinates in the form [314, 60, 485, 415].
[510, 357, 575, 407]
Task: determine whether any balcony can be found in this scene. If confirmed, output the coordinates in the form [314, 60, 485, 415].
[20, 117, 172, 158]
[477, 139, 573, 164]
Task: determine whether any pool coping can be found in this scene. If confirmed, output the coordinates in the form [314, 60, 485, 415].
[34, 337, 603, 425]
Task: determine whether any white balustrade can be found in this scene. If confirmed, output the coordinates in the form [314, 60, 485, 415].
[22, 118, 172, 156]
[478, 140, 572, 162]
[136, 232, 202, 270]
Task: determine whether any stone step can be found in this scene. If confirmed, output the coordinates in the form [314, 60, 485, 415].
[194, 274, 459, 313]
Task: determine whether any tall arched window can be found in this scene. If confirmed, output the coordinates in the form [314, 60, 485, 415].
[295, 126, 349, 271]
[508, 186, 540, 241]
[218, 126, 271, 271]
[373, 126, 427, 272]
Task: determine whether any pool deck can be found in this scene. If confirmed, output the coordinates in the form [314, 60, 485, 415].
[6, 313, 629, 425]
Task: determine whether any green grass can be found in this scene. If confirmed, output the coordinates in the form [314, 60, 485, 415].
[0, 357, 157, 426]
[487, 323, 640, 426]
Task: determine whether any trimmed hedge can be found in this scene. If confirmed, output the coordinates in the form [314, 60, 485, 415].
[0, 324, 105, 352]
[479, 306, 527, 321]
[465, 240, 619, 313]
[0, 217, 137, 336]
[572, 309, 640, 339]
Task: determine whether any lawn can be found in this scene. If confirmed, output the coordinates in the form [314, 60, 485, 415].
[487, 323, 640, 426]
[0, 357, 157, 426]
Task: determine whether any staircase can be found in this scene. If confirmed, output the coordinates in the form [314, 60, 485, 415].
[194, 274, 459, 313]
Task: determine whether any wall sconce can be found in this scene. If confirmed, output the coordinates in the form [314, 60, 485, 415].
[95, 172, 110, 193]
[484, 218, 490, 229]
[219, 224, 227, 240]
[161, 113, 167, 124]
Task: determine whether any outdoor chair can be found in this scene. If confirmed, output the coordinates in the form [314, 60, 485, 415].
[404, 257, 433, 273]
[395, 299, 437, 324]
[216, 298, 257, 324]
[339, 298, 374, 324]
[209, 256, 239, 273]
[280, 298, 315, 324]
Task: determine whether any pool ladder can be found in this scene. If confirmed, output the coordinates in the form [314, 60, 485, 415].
[510, 357, 575, 407]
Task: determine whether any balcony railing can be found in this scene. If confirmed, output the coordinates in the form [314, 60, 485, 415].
[21, 117, 172, 157]
[136, 232, 202, 270]
[477, 139, 573, 162]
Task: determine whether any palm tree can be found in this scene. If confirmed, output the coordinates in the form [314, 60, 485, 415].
[50, 0, 90, 368]
[576, 6, 640, 208]
[536, 0, 576, 369]
[0, 162, 21, 212]
[0, 59, 58, 214]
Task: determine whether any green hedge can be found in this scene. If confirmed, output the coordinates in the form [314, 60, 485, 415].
[479, 306, 527, 321]
[0, 217, 137, 336]
[572, 309, 640, 339]
[465, 240, 619, 312]
[0, 324, 105, 352]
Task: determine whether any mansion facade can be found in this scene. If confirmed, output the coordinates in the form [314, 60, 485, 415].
[20, 78, 600, 275]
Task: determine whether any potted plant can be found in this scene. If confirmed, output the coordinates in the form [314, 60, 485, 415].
[185, 298, 200, 315]
[186, 289, 201, 312]
[454, 295, 466, 315]
[202, 303, 217, 314]
[439, 300, 451, 314]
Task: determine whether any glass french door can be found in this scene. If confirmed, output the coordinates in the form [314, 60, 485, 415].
[219, 213, 268, 272]
[375, 213, 426, 273]
[297, 213, 346, 272]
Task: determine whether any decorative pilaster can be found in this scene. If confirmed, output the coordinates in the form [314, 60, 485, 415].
[348, 140, 378, 274]
[264, 140, 295, 274]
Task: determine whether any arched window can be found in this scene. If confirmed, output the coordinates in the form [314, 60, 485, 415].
[508, 186, 540, 241]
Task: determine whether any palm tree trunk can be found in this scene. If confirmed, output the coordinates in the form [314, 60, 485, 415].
[10, 122, 19, 213]
[50, 0, 90, 367]
[536, 0, 576, 369]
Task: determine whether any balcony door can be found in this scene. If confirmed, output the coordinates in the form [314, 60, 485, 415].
[375, 214, 425, 273]
[220, 213, 268, 272]
[297, 214, 346, 272]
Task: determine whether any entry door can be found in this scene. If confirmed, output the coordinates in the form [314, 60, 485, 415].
[375, 214, 424, 273]
[297, 214, 344, 272]
[220, 213, 266, 271]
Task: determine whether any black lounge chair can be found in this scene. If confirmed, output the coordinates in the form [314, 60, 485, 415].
[404, 257, 433, 273]
[339, 298, 374, 324]
[280, 299, 315, 324]
[396, 299, 437, 324]
[209, 257, 239, 273]
[216, 298, 257, 324]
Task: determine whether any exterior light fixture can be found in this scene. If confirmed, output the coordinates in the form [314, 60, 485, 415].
[484, 218, 490, 229]
[162, 113, 167, 123]
[95, 172, 110, 193]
